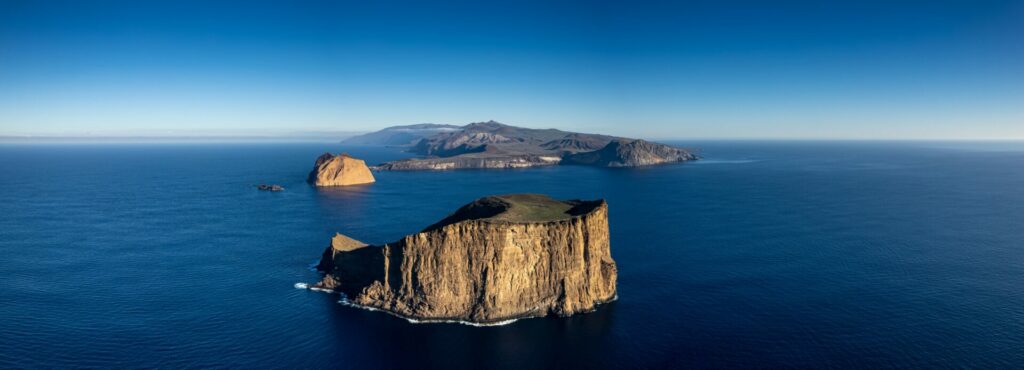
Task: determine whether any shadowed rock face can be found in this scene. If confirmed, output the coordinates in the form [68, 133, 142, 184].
[315, 194, 618, 324]
[308, 153, 375, 186]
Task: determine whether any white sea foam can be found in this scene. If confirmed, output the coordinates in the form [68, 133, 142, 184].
[335, 296, 520, 327]
[304, 281, 609, 327]
[296, 282, 337, 293]
[404, 316, 519, 327]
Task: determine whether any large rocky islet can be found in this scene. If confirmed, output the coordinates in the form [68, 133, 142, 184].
[301, 122, 695, 323]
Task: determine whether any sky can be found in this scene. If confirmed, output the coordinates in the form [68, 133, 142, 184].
[0, 0, 1021, 140]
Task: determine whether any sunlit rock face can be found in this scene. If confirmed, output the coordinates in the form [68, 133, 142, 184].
[308, 153, 375, 186]
[315, 194, 618, 324]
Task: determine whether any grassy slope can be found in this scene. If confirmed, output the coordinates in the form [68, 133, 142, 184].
[487, 194, 574, 222]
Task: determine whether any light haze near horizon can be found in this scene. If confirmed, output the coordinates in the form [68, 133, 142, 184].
[1, 1, 1021, 140]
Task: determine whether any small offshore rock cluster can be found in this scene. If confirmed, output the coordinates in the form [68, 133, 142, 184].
[257, 184, 284, 191]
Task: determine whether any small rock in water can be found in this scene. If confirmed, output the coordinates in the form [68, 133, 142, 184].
[257, 184, 284, 191]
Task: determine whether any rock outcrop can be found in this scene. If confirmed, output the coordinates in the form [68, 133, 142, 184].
[257, 184, 284, 191]
[314, 194, 618, 324]
[308, 153, 376, 186]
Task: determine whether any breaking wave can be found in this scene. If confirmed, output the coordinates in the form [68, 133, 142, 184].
[297, 282, 614, 327]
[296, 278, 614, 325]
[294, 282, 334, 293]
[335, 296, 520, 327]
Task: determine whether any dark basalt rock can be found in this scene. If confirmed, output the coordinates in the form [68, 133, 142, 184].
[257, 184, 284, 191]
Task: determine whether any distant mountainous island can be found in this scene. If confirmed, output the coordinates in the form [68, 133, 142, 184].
[343, 121, 697, 170]
[340, 123, 462, 147]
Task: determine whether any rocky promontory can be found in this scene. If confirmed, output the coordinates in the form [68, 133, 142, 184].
[308, 153, 375, 186]
[313, 194, 618, 324]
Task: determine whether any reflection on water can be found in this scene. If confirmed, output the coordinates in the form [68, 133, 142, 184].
[312, 183, 374, 221]
[317, 291, 618, 369]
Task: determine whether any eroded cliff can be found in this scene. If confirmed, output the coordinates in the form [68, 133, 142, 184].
[308, 153, 376, 186]
[314, 194, 618, 324]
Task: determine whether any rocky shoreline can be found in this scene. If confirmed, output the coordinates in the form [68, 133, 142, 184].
[373, 154, 563, 170]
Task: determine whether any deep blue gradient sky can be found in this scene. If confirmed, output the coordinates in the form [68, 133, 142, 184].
[1, 0, 1021, 139]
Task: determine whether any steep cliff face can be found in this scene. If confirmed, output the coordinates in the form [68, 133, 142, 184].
[308, 153, 376, 186]
[315, 194, 618, 324]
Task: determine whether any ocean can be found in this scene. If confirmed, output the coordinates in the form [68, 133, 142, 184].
[1, 141, 1022, 368]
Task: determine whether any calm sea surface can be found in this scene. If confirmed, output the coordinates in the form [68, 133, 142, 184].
[1, 141, 1022, 368]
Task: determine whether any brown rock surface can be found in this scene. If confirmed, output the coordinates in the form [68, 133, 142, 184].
[315, 194, 618, 324]
[308, 153, 375, 186]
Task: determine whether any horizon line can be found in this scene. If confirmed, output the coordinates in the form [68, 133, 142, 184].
[2, 134, 1023, 144]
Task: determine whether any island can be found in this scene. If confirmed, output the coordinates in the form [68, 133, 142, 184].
[343, 121, 697, 170]
[339, 123, 461, 146]
[311, 194, 618, 324]
[308, 153, 376, 186]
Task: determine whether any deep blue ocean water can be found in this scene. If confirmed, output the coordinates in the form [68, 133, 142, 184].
[1, 141, 1022, 368]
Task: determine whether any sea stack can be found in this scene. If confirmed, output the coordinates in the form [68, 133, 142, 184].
[308, 153, 376, 186]
[314, 194, 618, 324]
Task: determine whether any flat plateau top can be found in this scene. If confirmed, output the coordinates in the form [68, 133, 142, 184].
[483, 194, 577, 222]
[423, 194, 604, 232]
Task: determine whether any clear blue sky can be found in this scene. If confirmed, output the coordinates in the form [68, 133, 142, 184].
[1, 0, 1021, 139]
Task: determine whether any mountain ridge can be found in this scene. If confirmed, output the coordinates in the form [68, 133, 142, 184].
[340, 123, 462, 146]
[353, 121, 697, 170]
